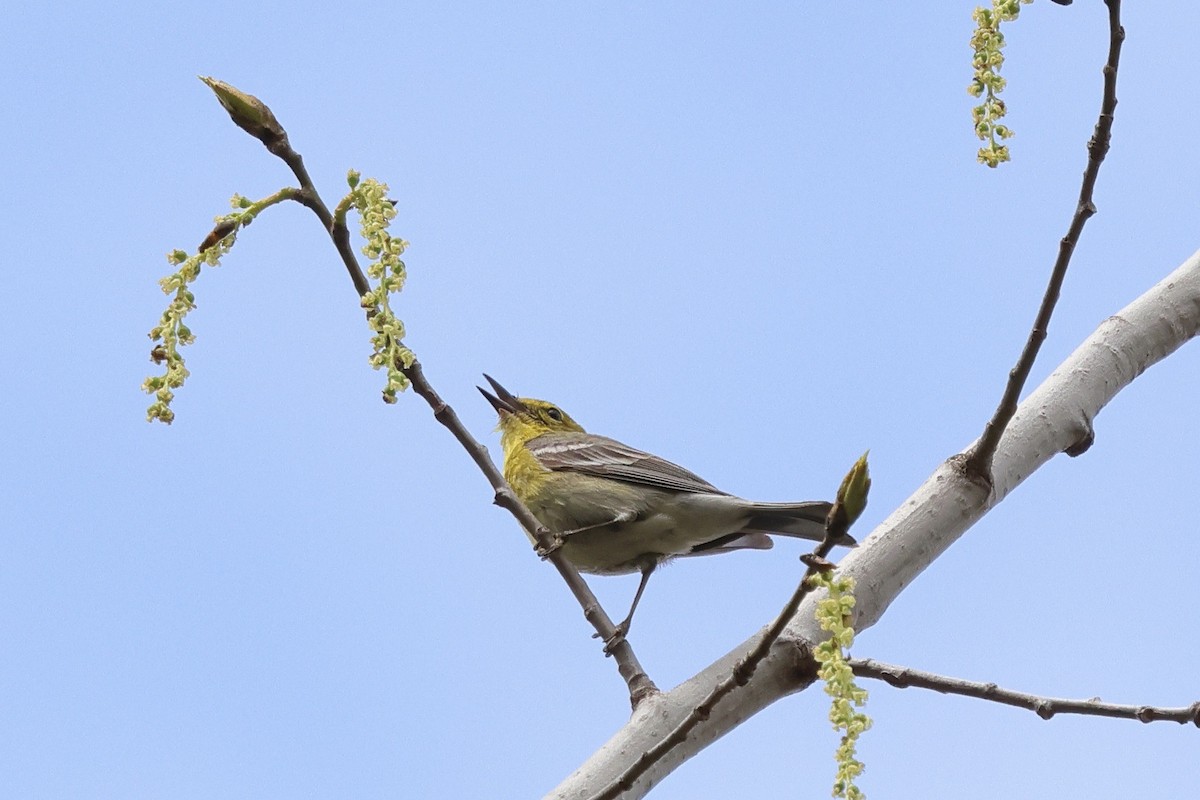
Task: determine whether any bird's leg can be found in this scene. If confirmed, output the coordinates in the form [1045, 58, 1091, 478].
[535, 510, 638, 560]
[532, 510, 638, 561]
[559, 509, 638, 539]
[596, 561, 656, 655]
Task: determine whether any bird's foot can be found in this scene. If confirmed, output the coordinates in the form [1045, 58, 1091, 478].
[534, 532, 565, 560]
[594, 620, 630, 656]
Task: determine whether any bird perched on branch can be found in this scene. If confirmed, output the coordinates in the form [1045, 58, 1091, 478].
[479, 375, 855, 641]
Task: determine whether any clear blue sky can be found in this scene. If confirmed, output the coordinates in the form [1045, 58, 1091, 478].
[3, 3, 1197, 798]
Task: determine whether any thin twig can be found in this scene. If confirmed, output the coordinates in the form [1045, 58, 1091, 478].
[591, 524, 851, 800]
[274, 140, 372, 299]
[852, 658, 1200, 726]
[967, 0, 1125, 476]
[210, 83, 657, 704]
[404, 360, 657, 702]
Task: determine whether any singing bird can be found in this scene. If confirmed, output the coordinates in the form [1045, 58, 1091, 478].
[479, 375, 855, 639]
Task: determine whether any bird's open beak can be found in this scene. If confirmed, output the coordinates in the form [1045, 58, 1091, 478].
[478, 374, 528, 416]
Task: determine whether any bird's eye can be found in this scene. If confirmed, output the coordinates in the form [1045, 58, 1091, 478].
[546, 407, 563, 422]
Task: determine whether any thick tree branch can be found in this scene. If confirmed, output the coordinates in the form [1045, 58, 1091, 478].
[549, 249, 1200, 799]
[967, 0, 1125, 476]
[851, 658, 1200, 726]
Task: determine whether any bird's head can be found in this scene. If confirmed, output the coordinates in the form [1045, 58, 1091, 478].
[478, 374, 586, 440]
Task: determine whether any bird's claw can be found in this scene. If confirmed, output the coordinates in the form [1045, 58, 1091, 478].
[593, 621, 630, 656]
[534, 533, 565, 560]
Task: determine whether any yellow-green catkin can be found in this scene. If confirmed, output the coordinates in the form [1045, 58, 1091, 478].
[345, 171, 413, 403]
[968, 0, 1032, 167]
[812, 571, 871, 800]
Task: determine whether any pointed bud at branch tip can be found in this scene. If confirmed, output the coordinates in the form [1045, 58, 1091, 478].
[829, 452, 871, 532]
[199, 76, 288, 149]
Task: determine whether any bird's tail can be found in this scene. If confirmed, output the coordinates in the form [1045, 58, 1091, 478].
[741, 500, 857, 546]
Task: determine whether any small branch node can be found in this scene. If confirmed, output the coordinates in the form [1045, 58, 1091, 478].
[800, 554, 835, 572]
[1064, 420, 1095, 457]
[492, 487, 513, 508]
[731, 658, 754, 687]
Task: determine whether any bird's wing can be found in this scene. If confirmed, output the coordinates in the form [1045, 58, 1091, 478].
[526, 433, 726, 495]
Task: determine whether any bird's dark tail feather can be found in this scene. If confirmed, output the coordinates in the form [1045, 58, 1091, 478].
[741, 500, 857, 547]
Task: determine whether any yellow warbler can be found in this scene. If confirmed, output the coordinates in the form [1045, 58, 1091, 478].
[479, 375, 855, 639]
